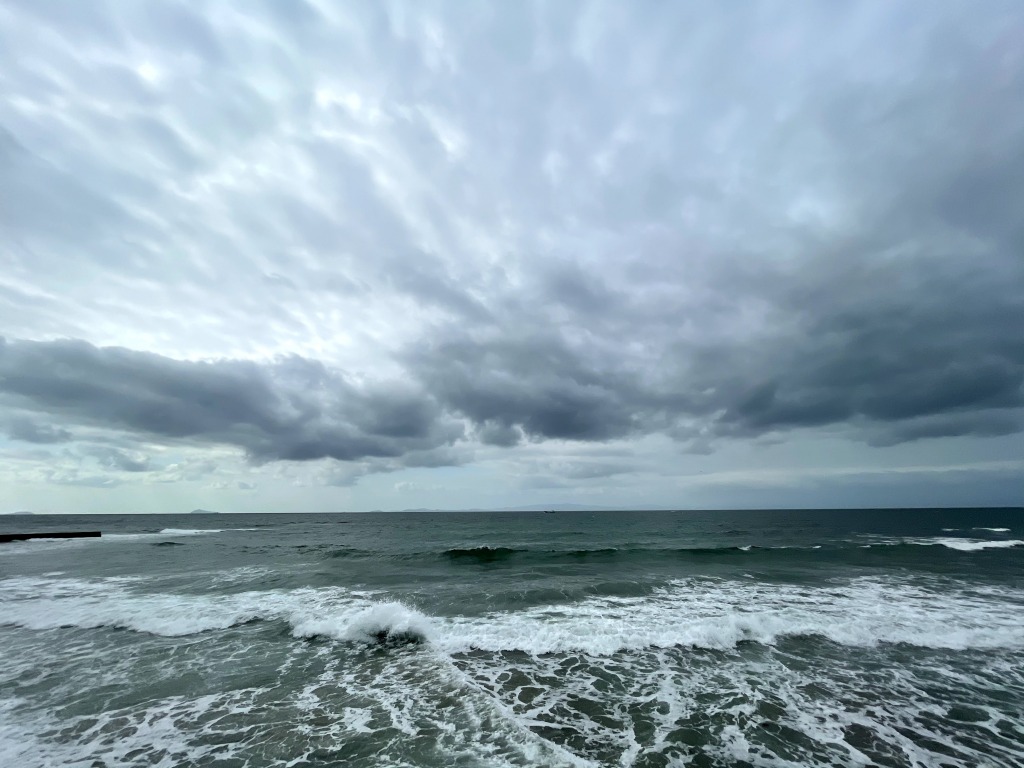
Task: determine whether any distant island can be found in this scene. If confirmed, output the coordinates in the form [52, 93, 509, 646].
[190, 509, 220, 514]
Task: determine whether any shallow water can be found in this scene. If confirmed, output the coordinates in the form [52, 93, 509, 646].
[1, 509, 1022, 767]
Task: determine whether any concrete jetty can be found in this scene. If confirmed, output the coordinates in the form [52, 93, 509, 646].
[0, 531, 101, 543]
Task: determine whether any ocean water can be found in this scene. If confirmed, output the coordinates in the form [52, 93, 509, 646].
[1, 509, 1022, 768]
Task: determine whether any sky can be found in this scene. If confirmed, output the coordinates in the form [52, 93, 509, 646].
[1, 1, 1023, 513]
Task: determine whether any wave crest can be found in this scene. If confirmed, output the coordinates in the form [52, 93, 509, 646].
[443, 546, 524, 563]
[291, 602, 433, 646]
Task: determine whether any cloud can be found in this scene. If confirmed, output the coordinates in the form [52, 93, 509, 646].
[0, 337, 463, 465]
[5, 416, 73, 444]
[43, 469, 121, 489]
[81, 445, 152, 473]
[152, 459, 220, 483]
[707, 258, 1024, 440]
[407, 253, 1024, 448]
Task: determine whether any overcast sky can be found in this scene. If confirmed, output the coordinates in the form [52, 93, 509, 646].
[1, 0, 1023, 513]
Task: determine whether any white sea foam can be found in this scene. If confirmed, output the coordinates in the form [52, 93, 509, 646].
[2, 575, 1023, 768]
[972, 527, 1011, 533]
[0, 638, 589, 768]
[0, 689, 270, 768]
[456, 636, 1024, 768]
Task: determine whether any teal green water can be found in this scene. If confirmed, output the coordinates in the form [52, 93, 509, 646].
[1, 509, 1022, 767]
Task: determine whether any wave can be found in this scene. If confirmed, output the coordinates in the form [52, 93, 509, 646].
[0, 578, 434, 647]
[0, 577, 360, 637]
[323, 547, 376, 559]
[3, 574, 1022, 655]
[435, 538, 1023, 567]
[443, 546, 526, 563]
[934, 538, 1023, 551]
[439, 545, 750, 562]
[0, 530, 234, 555]
[432, 578, 1024, 655]
[437, 544, 781, 566]
[71, 528, 254, 542]
[86, 529, 228, 541]
[156, 528, 223, 535]
[292, 602, 432, 646]
[865, 537, 1024, 552]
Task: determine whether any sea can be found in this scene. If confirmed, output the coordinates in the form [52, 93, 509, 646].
[0, 509, 1022, 768]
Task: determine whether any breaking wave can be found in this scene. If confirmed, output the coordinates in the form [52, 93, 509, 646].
[3, 574, 1022, 655]
[292, 602, 432, 646]
[864, 537, 1024, 551]
[156, 528, 223, 535]
[929, 537, 1023, 551]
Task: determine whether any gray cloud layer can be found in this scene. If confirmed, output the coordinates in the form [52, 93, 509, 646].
[1, 1, 1023, 487]
[0, 338, 462, 463]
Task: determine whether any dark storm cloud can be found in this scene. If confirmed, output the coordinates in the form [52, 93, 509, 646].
[711, 256, 1024, 437]
[409, 250, 1024, 448]
[406, 332, 646, 443]
[475, 421, 523, 448]
[405, 149, 1024, 446]
[0, 338, 463, 464]
[866, 413, 1023, 448]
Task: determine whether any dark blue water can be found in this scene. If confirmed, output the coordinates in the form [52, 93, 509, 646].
[1, 509, 1022, 766]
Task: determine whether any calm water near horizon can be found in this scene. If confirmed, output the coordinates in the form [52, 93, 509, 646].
[1, 508, 1022, 767]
